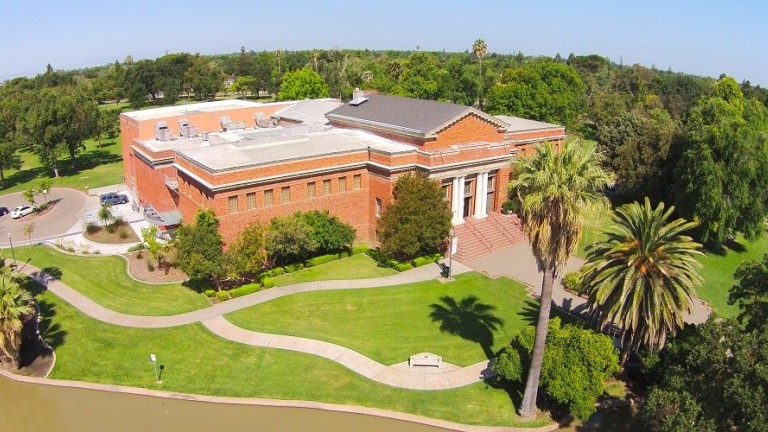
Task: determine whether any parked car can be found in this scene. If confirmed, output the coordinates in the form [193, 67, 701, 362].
[11, 205, 34, 219]
[100, 193, 129, 206]
[0, 207, 9, 217]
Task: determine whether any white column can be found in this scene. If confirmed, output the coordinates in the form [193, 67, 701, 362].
[456, 176, 466, 224]
[451, 177, 460, 224]
[474, 172, 488, 219]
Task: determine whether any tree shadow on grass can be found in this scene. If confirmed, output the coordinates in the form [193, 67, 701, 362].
[2, 148, 121, 191]
[429, 295, 504, 360]
[36, 299, 67, 350]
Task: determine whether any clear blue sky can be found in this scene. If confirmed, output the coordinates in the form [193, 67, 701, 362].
[3, 0, 766, 86]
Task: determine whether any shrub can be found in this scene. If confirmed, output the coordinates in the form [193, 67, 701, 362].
[204, 289, 216, 298]
[263, 267, 285, 278]
[215, 291, 230, 302]
[502, 199, 519, 215]
[127, 243, 146, 252]
[135, 250, 144, 260]
[261, 277, 275, 289]
[118, 228, 129, 239]
[351, 244, 369, 255]
[395, 262, 413, 272]
[85, 223, 101, 235]
[562, 271, 585, 295]
[306, 253, 338, 267]
[284, 263, 304, 273]
[146, 260, 155, 272]
[230, 283, 261, 298]
[106, 223, 117, 234]
[413, 253, 442, 268]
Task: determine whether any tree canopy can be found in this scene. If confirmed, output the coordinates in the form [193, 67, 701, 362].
[277, 68, 330, 101]
[175, 209, 225, 289]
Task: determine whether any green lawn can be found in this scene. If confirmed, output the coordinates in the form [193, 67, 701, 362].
[227, 272, 539, 367]
[1, 136, 123, 194]
[32, 285, 546, 428]
[271, 254, 397, 286]
[696, 231, 768, 317]
[12, 245, 209, 316]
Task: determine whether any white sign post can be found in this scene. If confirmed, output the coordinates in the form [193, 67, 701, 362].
[150, 353, 160, 383]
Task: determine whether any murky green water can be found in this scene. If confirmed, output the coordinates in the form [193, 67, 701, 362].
[0, 373, 456, 432]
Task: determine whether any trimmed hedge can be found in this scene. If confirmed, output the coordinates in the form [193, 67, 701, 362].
[262, 277, 275, 289]
[204, 289, 215, 298]
[230, 283, 261, 298]
[215, 291, 230, 302]
[365, 249, 441, 272]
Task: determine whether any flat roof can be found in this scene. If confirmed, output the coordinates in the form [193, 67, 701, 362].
[167, 128, 414, 172]
[495, 115, 562, 132]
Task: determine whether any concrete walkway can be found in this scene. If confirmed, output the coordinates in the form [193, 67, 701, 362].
[18, 259, 492, 391]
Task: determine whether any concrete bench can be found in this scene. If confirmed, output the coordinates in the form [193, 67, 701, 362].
[409, 353, 442, 368]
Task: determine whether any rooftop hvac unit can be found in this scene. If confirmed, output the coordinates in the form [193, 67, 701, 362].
[219, 116, 245, 131]
[180, 125, 197, 138]
[178, 119, 189, 128]
[155, 122, 171, 141]
[254, 113, 269, 128]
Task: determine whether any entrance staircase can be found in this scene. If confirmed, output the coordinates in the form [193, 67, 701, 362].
[452, 212, 526, 262]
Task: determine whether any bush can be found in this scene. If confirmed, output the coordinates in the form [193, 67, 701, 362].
[204, 289, 216, 298]
[284, 263, 304, 273]
[230, 283, 261, 298]
[413, 253, 442, 268]
[395, 262, 413, 272]
[306, 253, 339, 267]
[135, 251, 144, 260]
[146, 260, 155, 272]
[502, 199, 519, 215]
[562, 271, 586, 295]
[215, 291, 230, 302]
[261, 277, 275, 289]
[263, 267, 285, 278]
[118, 228, 129, 239]
[127, 243, 146, 252]
[351, 244, 369, 255]
[85, 223, 101, 234]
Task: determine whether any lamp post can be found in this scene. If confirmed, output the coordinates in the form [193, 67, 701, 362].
[7, 233, 15, 266]
[150, 353, 161, 383]
[448, 228, 456, 279]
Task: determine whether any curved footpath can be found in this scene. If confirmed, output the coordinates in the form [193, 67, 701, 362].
[18, 260, 492, 391]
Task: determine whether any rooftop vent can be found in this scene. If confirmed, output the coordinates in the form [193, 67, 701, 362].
[178, 119, 197, 138]
[220, 116, 245, 131]
[155, 122, 172, 142]
[254, 112, 269, 128]
[349, 88, 368, 106]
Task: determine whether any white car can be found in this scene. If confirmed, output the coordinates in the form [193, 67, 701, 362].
[11, 205, 34, 219]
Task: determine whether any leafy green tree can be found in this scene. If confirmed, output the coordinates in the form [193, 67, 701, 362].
[673, 76, 768, 246]
[277, 68, 330, 101]
[97, 204, 114, 227]
[0, 92, 24, 187]
[301, 210, 355, 254]
[141, 225, 172, 271]
[228, 222, 268, 276]
[508, 140, 612, 418]
[399, 52, 446, 100]
[486, 61, 586, 127]
[122, 59, 160, 103]
[582, 198, 703, 358]
[184, 56, 225, 100]
[0, 267, 34, 369]
[95, 108, 120, 148]
[266, 213, 315, 265]
[38, 179, 52, 205]
[642, 318, 768, 431]
[729, 254, 768, 331]
[230, 76, 256, 98]
[377, 173, 451, 262]
[176, 209, 225, 289]
[493, 317, 619, 420]
[22, 188, 37, 207]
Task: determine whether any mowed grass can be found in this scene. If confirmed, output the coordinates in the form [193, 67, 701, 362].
[34, 287, 547, 428]
[1, 136, 123, 194]
[271, 254, 397, 286]
[227, 272, 539, 367]
[696, 231, 768, 317]
[12, 245, 209, 316]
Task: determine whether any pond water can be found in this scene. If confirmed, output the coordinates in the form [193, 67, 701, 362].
[0, 373, 455, 432]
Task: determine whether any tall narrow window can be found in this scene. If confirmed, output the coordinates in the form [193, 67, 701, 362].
[228, 196, 239, 214]
[338, 176, 347, 192]
[307, 182, 316, 198]
[323, 179, 332, 195]
[375, 198, 382, 218]
[264, 189, 274, 207]
[246, 192, 256, 210]
[281, 186, 291, 203]
[353, 174, 361, 189]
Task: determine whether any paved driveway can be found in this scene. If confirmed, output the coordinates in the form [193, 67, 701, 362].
[0, 188, 90, 246]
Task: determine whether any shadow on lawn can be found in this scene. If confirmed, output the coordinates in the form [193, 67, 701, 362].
[2, 149, 121, 191]
[429, 295, 504, 360]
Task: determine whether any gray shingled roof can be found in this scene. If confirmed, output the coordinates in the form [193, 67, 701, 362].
[326, 94, 501, 137]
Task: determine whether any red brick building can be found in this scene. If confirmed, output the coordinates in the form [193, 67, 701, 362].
[120, 94, 565, 245]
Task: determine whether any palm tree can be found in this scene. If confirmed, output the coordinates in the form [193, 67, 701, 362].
[386, 60, 403, 81]
[472, 39, 487, 109]
[581, 198, 702, 359]
[508, 140, 612, 418]
[0, 267, 34, 369]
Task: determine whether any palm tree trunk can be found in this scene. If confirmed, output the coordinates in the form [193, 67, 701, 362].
[518, 265, 556, 418]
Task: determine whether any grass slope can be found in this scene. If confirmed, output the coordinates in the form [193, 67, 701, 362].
[227, 272, 539, 367]
[12, 245, 208, 316]
[272, 254, 397, 286]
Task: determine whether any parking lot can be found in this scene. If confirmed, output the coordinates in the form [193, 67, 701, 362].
[0, 188, 90, 246]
